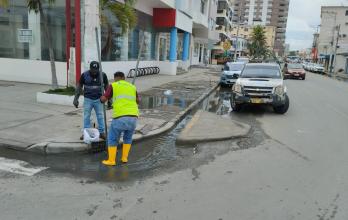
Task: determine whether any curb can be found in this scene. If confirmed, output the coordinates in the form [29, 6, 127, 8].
[176, 120, 251, 145]
[24, 83, 219, 154]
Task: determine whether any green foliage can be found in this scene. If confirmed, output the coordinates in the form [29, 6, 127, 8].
[100, 0, 137, 34]
[44, 87, 75, 96]
[27, 0, 55, 13]
[248, 25, 271, 60]
[1, 0, 137, 34]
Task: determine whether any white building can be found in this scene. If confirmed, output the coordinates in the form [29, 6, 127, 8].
[0, 0, 218, 86]
[317, 6, 348, 74]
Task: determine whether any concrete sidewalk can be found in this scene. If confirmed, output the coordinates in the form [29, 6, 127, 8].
[176, 110, 251, 144]
[0, 67, 220, 154]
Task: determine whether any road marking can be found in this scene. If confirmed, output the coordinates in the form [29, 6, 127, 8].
[0, 157, 47, 176]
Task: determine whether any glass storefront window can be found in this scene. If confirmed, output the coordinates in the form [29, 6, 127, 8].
[0, 2, 29, 59]
[41, 0, 67, 61]
[0, 0, 67, 61]
[101, 9, 157, 62]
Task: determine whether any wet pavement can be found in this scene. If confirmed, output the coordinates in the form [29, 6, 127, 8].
[0, 87, 271, 183]
[3, 72, 348, 220]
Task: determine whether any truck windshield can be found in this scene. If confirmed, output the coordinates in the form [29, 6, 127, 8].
[225, 63, 244, 71]
[241, 66, 281, 79]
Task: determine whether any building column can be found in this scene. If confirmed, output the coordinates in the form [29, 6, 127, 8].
[169, 27, 177, 62]
[66, 0, 71, 86]
[28, 11, 41, 60]
[182, 32, 190, 61]
[74, 0, 81, 83]
[82, 0, 100, 70]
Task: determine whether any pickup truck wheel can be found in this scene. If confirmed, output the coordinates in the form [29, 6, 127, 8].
[274, 94, 289, 114]
[230, 97, 242, 112]
[302, 76, 305, 80]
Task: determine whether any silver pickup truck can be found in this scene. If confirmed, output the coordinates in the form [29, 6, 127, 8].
[231, 63, 290, 114]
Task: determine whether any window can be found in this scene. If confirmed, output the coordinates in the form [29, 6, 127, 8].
[101, 9, 156, 61]
[0, 0, 67, 61]
[346, 10, 348, 16]
[194, 43, 199, 57]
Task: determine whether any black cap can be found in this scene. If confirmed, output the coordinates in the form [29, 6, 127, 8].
[90, 61, 100, 70]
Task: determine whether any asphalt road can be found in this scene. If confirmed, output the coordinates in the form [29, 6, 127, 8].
[1, 72, 348, 220]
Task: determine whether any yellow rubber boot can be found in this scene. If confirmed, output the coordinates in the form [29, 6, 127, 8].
[102, 147, 117, 166]
[121, 144, 131, 163]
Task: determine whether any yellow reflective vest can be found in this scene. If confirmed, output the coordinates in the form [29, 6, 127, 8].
[111, 80, 139, 118]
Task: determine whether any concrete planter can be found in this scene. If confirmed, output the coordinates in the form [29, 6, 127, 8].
[36, 92, 83, 106]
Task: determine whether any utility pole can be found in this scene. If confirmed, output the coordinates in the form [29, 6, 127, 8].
[326, 11, 337, 75]
[332, 24, 341, 75]
[234, 15, 241, 61]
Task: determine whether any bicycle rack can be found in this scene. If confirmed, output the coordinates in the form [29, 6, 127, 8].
[127, 67, 160, 78]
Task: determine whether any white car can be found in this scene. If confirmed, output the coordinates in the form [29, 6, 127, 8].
[220, 62, 245, 86]
[312, 64, 325, 74]
[231, 63, 289, 114]
[306, 63, 315, 72]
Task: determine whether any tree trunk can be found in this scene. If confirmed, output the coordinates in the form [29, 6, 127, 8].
[38, 0, 59, 89]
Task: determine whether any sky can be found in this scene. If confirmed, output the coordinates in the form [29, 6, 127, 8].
[285, 0, 346, 51]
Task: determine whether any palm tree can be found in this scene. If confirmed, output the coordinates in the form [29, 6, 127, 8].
[100, 0, 137, 59]
[248, 25, 270, 60]
[0, 0, 137, 88]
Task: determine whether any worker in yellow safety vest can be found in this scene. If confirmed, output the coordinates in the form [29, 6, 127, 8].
[100, 71, 140, 166]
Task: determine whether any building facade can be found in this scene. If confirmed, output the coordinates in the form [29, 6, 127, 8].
[317, 6, 348, 74]
[231, 0, 289, 56]
[0, 0, 219, 86]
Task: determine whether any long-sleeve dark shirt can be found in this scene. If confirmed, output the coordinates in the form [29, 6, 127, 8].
[79, 71, 108, 100]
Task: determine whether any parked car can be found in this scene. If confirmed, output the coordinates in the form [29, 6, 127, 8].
[231, 63, 289, 114]
[284, 63, 306, 80]
[312, 63, 325, 74]
[220, 62, 245, 86]
[305, 63, 314, 71]
[302, 62, 308, 69]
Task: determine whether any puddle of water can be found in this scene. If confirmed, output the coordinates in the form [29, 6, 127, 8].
[0, 86, 268, 183]
[139, 95, 193, 111]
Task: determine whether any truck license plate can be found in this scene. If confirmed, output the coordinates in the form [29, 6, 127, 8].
[251, 98, 263, 104]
